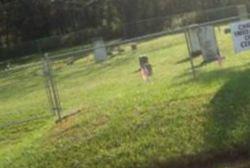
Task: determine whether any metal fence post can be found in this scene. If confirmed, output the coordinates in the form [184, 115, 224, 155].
[43, 53, 62, 122]
[184, 28, 196, 79]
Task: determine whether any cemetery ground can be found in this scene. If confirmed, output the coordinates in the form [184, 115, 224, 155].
[1, 27, 250, 168]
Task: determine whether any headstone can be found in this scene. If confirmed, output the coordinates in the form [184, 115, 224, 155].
[93, 38, 107, 62]
[238, 5, 248, 20]
[197, 26, 220, 62]
[131, 43, 138, 51]
[66, 57, 75, 65]
[117, 46, 125, 53]
[224, 28, 231, 34]
[5, 61, 11, 70]
[139, 56, 149, 68]
[187, 25, 202, 57]
[139, 56, 153, 82]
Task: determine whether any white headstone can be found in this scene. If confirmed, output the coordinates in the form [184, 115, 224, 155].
[231, 20, 250, 53]
[93, 38, 107, 62]
[187, 25, 201, 56]
[238, 5, 248, 20]
[197, 26, 220, 62]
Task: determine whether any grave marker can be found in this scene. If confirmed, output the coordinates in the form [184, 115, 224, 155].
[93, 38, 107, 62]
[131, 43, 138, 51]
[197, 26, 220, 62]
[187, 25, 201, 57]
[139, 56, 153, 82]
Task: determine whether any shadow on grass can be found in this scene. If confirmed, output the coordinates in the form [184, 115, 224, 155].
[153, 68, 250, 168]
[175, 55, 201, 65]
[174, 62, 250, 87]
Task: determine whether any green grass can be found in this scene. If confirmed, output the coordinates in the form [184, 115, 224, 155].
[1, 26, 250, 168]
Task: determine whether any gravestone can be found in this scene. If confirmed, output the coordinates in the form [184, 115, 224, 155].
[139, 56, 153, 81]
[117, 46, 125, 53]
[6, 61, 11, 70]
[93, 38, 107, 62]
[238, 5, 248, 20]
[187, 25, 201, 57]
[224, 28, 231, 34]
[197, 26, 220, 62]
[139, 56, 149, 68]
[131, 43, 138, 51]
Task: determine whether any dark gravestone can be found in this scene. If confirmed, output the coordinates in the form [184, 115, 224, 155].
[224, 28, 231, 34]
[131, 43, 138, 51]
[139, 56, 153, 81]
[139, 56, 148, 67]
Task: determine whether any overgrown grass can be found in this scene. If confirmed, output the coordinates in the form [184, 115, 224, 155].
[1, 26, 250, 168]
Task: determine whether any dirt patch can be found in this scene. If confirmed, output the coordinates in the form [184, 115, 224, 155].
[51, 113, 79, 137]
[45, 110, 110, 144]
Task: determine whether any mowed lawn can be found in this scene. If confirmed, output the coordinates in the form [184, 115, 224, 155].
[1, 26, 250, 168]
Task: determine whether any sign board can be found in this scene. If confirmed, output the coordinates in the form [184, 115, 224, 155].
[231, 20, 250, 53]
[93, 38, 107, 62]
[197, 26, 220, 62]
[187, 25, 201, 56]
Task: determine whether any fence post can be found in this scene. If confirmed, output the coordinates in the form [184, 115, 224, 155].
[184, 28, 196, 79]
[43, 53, 62, 122]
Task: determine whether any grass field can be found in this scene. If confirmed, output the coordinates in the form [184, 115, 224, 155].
[1, 27, 250, 168]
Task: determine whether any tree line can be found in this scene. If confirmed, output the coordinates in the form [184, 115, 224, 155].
[0, 0, 248, 59]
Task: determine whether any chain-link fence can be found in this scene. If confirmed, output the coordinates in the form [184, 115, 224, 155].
[0, 62, 52, 129]
[1, 5, 250, 129]
[45, 12, 250, 120]
[46, 30, 188, 118]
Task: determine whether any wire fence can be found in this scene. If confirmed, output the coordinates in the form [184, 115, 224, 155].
[0, 61, 53, 129]
[0, 6, 250, 129]
[46, 15, 250, 120]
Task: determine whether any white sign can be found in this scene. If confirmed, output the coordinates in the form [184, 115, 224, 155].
[231, 20, 250, 53]
[197, 26, 220, 62]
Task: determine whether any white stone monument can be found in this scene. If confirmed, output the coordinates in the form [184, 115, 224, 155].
[238, 5, 248, 20]
[93, 38, 107, 62]
[187, 25, 201, 56]
[197, 26, 220, 62]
